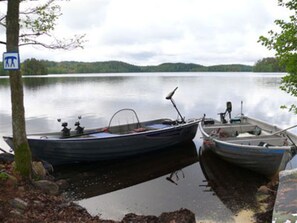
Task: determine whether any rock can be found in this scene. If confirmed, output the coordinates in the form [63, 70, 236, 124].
[159, 209, 196, 223]
[18, 186, 25, 192]
[9, 198, 28, 211]
[257, 185, 275, 194]
[32, 161, 46, 178]
[33, 200, 46, 209]
[0, 164, 5, 170]
[9, 209, 23, 217]
[34, 180, 59, 195]
[279, 168, 297, 181]
[0, 153, 14, 164]
[6, 173, 18, 187]
[0, 172, 18, 187]
[121, 209, 196, 223]
[55, 179, 69, 191]
[122, 213, 159, 223]
[41, 160, 54, 173]
[32, 161, 47, 178]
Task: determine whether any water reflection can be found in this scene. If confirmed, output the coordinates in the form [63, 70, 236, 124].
[22, 76, 133, 89]
[199, 145, 268, 216]
[1, 72, 296, 221]
[54, 141, 198, 200]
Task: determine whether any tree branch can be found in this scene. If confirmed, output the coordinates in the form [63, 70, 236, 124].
[0, 15, 5, 22]
[20, 0, 58, 15]
[0, 40, 6, 45]
[19, 34, 86, 50]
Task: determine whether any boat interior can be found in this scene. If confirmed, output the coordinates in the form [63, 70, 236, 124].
[202, 119, 291, 147]
[28, 118, 175, 140]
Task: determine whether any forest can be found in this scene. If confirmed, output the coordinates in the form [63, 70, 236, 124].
[0, 57, 285, 76]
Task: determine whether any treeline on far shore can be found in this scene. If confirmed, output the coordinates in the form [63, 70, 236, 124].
[0, 57, 285, 76]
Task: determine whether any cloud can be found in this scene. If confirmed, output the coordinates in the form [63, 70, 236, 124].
[0, 0, 291, 66]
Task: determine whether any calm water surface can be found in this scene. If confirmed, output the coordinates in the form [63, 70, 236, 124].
[1, 72, 297, 222]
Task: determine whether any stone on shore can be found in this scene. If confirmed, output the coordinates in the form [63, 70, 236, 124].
[32, 161, 47, 178]
[159, 208, 196, 223]
[9, 197, 28, 211]
[34, 180, 59, 195]
[121, 209, 195, 223]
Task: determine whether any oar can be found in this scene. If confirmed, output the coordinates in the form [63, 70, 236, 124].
[271, 124, 297, 151]
[272, 124, 297, 136]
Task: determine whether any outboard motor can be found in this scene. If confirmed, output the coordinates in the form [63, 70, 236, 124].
[75, 116, 84, 135]
[219, 101, 232, 124]
[61, 122, 71, 137]
[226, 101, 232, 115]
[58, 119, 71, 137]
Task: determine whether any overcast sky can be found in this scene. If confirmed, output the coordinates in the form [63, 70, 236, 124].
[0, 0, 290, 66]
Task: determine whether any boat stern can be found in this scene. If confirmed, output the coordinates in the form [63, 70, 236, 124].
[3, 136, 14, 150]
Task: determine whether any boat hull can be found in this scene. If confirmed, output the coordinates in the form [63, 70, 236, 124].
[207, 139, 292, 177]
[4, 120, 198, 165]
[199, 116, 296, 177]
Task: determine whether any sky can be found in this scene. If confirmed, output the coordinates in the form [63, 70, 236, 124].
[0, 0, 291, 66]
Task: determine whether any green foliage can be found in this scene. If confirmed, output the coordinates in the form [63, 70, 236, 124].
[208, 64, 252, 72]
[44, 61, 141, 74]
[21, 58, 48, 75]
[0, 63, 8, 76]
[0, 59, 281, 75]
[20, 1, 61, 39]
[253, 57, 286, 72]
[141, 63, 252, 72]
[40, 61, 253, 74]
[0, 172, 9, 181]
[140, 63, 207, 72]
[259, 0, 297, 113]
[0, 0, 85, 50]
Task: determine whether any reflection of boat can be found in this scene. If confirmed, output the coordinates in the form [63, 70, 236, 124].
[199, 102, 297, 177]
[199, 145, 267, 214]
[54, 142, 198, 199]
[3, 88, 199, 166]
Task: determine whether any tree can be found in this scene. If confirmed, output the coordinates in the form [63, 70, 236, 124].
[2, 0, 85, 179]
[22, 58, 48, 75]
[5, 0, 32, 178]
[253, 57, 285, 72]
[259, 0, 297, 113]
[1, 0, 86, 50]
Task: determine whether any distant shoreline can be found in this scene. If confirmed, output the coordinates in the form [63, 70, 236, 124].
[0, 58, 286, 75]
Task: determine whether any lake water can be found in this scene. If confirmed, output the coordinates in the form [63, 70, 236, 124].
[1, 72, 297, 222]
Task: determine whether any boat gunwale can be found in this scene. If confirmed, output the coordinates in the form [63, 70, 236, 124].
[212, 137, 292, 152]
[198, 117, 294, 152]
[25, 119, 200, 142]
